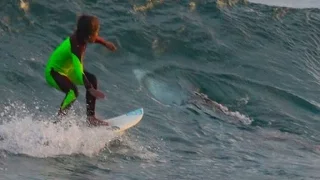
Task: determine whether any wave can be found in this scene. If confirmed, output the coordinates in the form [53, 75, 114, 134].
[248, 0, 320, 9]
[216, 73, 320, 114]
[133, 66, 253, 125]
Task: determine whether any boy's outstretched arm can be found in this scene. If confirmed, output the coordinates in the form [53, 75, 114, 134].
[94, 36, 117, 51]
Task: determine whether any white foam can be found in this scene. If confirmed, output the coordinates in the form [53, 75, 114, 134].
[0, 103, 118, 158]
[110, 135, 160, 161]
[248, 0, 320, 9]
[191, 92, 253, 125]
[212, 101, 253, 125]
[133, 69, 149, 83]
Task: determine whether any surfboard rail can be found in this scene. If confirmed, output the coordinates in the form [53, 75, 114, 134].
[104, 108, 144, 132]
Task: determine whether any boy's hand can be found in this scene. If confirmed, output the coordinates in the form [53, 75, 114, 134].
[88, 88, 105, 99]
[106, 42, 117, 52]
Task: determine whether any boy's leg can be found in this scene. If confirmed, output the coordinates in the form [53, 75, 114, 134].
[84, 71, 97, 116]
[50, 69, 79, 116]
[84, 71, 108, 126]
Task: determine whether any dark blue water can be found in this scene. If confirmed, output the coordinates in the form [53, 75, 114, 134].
[1, 0, 320, 179]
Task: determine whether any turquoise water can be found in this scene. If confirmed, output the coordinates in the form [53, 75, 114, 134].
[1, 0, 320, 179]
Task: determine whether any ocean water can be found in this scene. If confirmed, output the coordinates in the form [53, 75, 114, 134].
[248, 0, 320, 9]
[1, 0, 320, 179]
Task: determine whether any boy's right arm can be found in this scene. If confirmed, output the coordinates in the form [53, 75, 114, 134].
[94, 36, 117, 51]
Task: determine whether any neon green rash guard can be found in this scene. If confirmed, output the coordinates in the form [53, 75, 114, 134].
[45, 37, 84, 89]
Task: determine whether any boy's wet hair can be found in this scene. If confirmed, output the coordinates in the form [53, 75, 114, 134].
[76, 15, 100, 39]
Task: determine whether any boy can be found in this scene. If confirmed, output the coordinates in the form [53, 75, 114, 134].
[44, 14, 117, 126]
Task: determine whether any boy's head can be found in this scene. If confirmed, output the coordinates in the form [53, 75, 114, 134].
[76, 15, 100, 43]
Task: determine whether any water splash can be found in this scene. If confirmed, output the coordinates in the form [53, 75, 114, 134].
[0, 102, 118, 158]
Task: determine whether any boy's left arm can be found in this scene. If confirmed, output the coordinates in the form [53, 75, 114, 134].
[95, 36, 117, 51]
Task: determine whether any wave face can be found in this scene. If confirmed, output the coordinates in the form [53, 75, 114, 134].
[0, 1, 320, 179]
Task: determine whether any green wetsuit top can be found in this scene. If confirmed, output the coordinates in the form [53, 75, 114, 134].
[45, 37, 84, 86]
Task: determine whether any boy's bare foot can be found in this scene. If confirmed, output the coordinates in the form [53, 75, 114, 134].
[87, 116, 109, 126]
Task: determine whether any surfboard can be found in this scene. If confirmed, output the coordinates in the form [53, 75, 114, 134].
[103, 108, 144, 132]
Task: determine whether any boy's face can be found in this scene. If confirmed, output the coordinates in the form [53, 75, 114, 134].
[87, 30, 99, 43]
[86, 24, 100, 43]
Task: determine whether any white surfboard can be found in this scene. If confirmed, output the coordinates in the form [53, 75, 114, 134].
[103, 108, 144, 132]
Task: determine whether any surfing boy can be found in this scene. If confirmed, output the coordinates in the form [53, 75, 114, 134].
[44, 14, 117, 126]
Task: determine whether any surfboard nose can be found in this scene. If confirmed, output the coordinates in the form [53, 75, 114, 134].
[126, 108, 144, 116]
